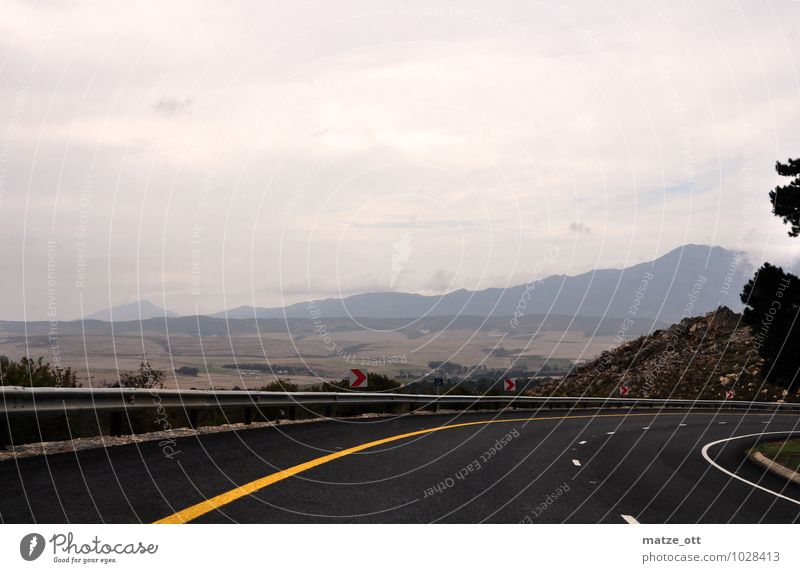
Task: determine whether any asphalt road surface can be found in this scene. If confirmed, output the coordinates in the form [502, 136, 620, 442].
[1, 408, 799, 524]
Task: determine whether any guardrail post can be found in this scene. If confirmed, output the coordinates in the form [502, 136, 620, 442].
[325, 405, 333, 418]
[188, 409, 199, 429]
[289, 406, 296, 421]
[0, 416, 9, 449]
[109, 412, 122, 437]
[244, 407, 252, 425]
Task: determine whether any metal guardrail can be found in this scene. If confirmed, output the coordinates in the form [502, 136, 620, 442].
[2, 386, 799, 415]
[1, 386, 798, 447]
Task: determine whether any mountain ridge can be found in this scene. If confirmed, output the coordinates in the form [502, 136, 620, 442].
[81, 244, 751, 324]
[213, 244, 750, 324]
[84, 299, 177, 322]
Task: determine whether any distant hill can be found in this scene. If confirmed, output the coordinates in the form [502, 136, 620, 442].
[215, 244, 751, 324]
[84, 300, 177, 322]
[0, 313, 665, 339]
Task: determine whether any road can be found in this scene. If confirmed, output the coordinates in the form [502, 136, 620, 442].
[1, 408, 799, 523]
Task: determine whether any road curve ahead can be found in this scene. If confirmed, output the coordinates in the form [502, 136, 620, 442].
[1, 409, 799, 524]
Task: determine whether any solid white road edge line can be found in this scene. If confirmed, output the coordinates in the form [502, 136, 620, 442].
[700, 431, 800, 507]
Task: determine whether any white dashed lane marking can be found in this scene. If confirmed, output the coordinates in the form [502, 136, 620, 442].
[578, 440, 587, 445]
[621, 514, 640, 524]
[572, 459, 582, 467]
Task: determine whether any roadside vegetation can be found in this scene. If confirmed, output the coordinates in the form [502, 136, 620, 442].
[753, 439, 800, 472]
[740, 157, 800, 390]
[0, 356, 79, 387]
[1, 359, 527, 447]
[113, 362, 166, 388]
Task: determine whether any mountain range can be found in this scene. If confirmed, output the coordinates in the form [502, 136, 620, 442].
[212, 244, 751, 325]
[83, 244, 752, 325]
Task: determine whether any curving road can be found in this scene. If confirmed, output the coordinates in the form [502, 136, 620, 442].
[1, 408, 799, 524]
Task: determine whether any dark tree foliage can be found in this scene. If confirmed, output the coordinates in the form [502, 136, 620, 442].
[361, 373, 401, 391]
[175, 366, 199, 377]
[769, 157, 800, 237]
[740, 263, 800, 387]
[0, 356, 79, 387]
[256, 380, 300, 392]
[116, 361, 166, 388]
[427, 360, 464, 372]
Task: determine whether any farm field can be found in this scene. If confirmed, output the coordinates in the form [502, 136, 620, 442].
[0, 316, 624, 389]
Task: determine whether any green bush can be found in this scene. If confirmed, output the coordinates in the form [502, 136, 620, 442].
[0, 356, 79, 388]
[255, 380, 300, 392]
[115, 362, 166, 388]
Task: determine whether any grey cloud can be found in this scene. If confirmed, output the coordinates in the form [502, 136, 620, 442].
[151, 96, 193, 117]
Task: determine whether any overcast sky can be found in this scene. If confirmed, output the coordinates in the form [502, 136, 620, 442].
[1, 0, 799, 320]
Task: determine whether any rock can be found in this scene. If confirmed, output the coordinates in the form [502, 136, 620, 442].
[529, 306, 790, 402]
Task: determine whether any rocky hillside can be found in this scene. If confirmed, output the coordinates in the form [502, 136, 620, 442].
[530, 307, 795, 402]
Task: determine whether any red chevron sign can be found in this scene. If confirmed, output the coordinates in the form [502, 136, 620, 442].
[504, 378, 516, 392]
[350, 368, 367, 388]
[619, 385, 630, 396]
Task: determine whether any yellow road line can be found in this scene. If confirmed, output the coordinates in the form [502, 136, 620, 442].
[152, 411, 707, 524]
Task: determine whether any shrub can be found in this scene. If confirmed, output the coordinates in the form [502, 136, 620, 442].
[175, 366, 199, 377]
[256, 380, 300, 392]
[117, 362, 166, 388]
[0, 356, 79, 387]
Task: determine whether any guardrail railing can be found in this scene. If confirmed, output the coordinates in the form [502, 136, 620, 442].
[1, 386, 798, 447]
